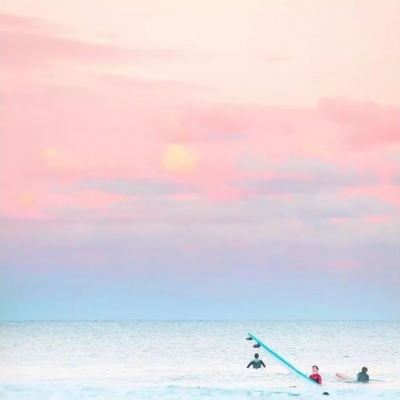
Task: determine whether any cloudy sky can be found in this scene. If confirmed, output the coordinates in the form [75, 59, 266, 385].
[1, 0, 400, 320]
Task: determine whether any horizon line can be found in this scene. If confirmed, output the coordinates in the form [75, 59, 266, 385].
[1, 318, 399, 323]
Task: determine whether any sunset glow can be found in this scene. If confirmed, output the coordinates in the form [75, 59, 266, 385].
[1, 0, 399, 320]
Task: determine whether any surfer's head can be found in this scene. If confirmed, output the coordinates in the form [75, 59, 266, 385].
[312, 365, 319, 373]
[362, 367, 368, 373]
[254, 353, 259, 358]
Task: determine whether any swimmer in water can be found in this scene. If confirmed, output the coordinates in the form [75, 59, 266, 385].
[247, 353, 266, 369]
[309, 365, 322, 385]
[357, 367, 369, 382]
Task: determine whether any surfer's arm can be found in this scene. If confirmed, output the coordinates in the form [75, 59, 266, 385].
[247, 361, 253, 368]
[261, 361, 266, 367]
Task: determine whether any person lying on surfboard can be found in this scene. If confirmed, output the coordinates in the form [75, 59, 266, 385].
[309, 365, 322, 385]
[357, 367, 369, 382]
[247, 353, 266, 369]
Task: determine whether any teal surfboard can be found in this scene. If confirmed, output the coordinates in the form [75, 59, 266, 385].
[248, 333, 320, 388]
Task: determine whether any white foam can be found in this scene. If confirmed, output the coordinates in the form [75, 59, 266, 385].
[0, 383, 399, 400]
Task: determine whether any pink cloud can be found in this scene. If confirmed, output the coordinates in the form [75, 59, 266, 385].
[2, 12, 399, 221]
[3, 94, 399, 219]
[319, 97, 400, 151]
[363, 215, 390, 223]
[0, 13, 56, 33]
[1, 13, 186, 70]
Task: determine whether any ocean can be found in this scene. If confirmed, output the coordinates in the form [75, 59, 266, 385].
[0, 320, 399, 399]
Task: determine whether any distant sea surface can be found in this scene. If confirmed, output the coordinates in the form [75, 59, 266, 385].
[1, 320, 399, 399]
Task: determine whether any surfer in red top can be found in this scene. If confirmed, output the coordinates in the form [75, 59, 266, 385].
[309, 365, 322, 385]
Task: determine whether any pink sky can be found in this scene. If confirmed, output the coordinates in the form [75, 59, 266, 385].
[1, 0, 400, 319]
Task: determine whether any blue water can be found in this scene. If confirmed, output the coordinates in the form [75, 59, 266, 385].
[0, 321, 399, 399]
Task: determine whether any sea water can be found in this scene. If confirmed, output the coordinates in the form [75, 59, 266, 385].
[0, 320, 399, 399]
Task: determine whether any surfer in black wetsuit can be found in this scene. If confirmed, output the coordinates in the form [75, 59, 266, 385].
[247, 353, 266, 369]
[357, 367, 369, 382]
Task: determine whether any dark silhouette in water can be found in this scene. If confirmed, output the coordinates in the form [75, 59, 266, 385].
[246, 353, 266, 369]
[357, 367, 369, 382]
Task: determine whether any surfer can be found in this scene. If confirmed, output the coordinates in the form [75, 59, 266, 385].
[357, 367, 369, 382]
[309, 365, 322, 385]
[247, 353, 266, 369]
